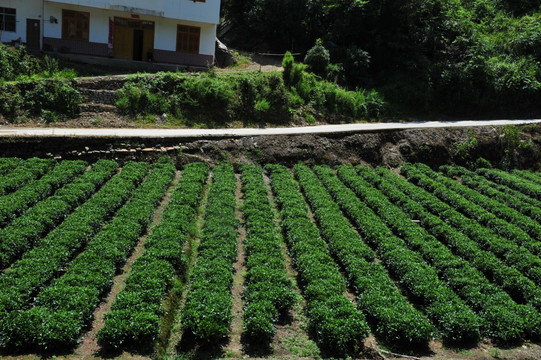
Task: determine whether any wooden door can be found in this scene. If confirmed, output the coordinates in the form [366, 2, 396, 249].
[26, 19, 40, 50]
[143, 29, 154, 61]
[114, 25, 132, 60]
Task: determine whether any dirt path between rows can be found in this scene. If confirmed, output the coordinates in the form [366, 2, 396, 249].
[222, 174, 248, 356]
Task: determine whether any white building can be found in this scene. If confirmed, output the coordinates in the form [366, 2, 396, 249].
[0, 0, 220, 66]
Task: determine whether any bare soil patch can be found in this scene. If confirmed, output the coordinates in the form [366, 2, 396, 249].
[222, 174, 248, 357]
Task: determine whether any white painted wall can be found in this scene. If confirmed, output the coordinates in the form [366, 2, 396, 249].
[45, 0, 220, 24]
[45, 3, 216, 55]
[45, 2, 109, 43]
[1, 0, 217, 57]
[0, 0, 42, 44]
[154, 17, 216, 55]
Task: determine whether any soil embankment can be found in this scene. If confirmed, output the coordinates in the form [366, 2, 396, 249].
[0, 124, 539, 169]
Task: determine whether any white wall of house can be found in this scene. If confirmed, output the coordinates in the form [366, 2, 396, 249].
[45, 2, 216, 56]
[45, 2, 106, 43]
[45, 0, 220, 24]
[154, 17, 216, 55]
[0, 0, 42, 44]
[1, 0, 219, 64]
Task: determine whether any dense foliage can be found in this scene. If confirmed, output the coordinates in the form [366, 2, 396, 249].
[115, 70, 383, 125]
[181, 163, 238, 343]
[0, 44, 81, 121]
[440, 165, 541, 222]
[0, 160, 86, 227]
[318, 165, 481, 344]
[99, 162, 209, 351]
[401, 164, 541, 288]
[0, 157, 540, 354]
[367, 167, 541, 312]
[266, 164, 369, 357]
[0, 159, 118, 268]
[0, 162, 148, 349]
[295, 164, 434, 347]
[349, 165, 541, 343]
[240, 165, 295, 344]
[0, 158, 54, 197]
[223, 0, 541, 117]
[3, 161, 174, 350]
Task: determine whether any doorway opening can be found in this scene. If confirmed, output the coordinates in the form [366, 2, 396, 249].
[113, 17, 154, 61]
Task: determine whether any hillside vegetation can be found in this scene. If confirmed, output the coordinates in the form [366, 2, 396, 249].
[224, 0, 541, 117]
[114, 65, 383, 127]
[0, 44, 82, 122]
[0, 43, 384, 126]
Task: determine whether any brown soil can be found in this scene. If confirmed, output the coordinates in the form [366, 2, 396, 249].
[4, 125, 539, 172]
[222, 173, 248, 357]
[74, 170, 182, 357]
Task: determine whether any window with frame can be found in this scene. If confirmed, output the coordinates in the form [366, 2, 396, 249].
[177, 25, 200, 54]
[0, 7, 16, 32]
[62, 9, 90, 41]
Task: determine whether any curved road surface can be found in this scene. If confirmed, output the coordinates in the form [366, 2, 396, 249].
[1, 119, 540, 138]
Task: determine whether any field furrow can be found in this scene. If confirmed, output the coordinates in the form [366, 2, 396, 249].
[398, 164, 541, 287]
[0, 158, 54, 197]
[180, 163, 238, 345]
[405, 163, 541, 251]
[0, 161, 148, 343]
[0, 160, 88, 228]
[313, 164, 481, 344]
[363, 167, 541, 311]
[440, 165, 541, 223]
[477, 168, 541, 201]
[240, 164, 295, 347]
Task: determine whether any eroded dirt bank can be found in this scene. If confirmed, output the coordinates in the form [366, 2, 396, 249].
[1, 124, 539, 169]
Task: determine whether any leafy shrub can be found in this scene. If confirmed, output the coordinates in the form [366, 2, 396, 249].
[25, 80, 82, 119]
[0, 44, 41, 81]
[0, 85, 23, 119]
[115, 60, 383, 123]
[344, 46, 371, 86]
[116, 82, 170, 116]
[99, 163, 208, 351]
[309, 296, 368, 356]
[254, 98, 270, 113]
[182, 163, 238, 344]
[266, 164, 370, 356]
[282, 51, 295, 87]
[304, 39, 330, 77]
